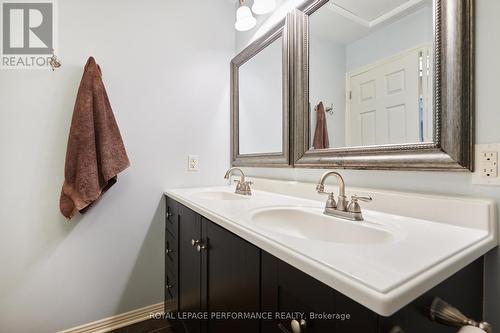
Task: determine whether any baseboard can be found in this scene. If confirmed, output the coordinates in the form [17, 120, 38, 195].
[57, 302, 164, 333]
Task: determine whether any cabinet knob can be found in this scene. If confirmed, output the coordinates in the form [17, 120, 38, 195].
[389, 327, 405, 333]
[166, 211, 174, 218]
[166, 248, 174, 254]
[166, 284, 172, 290]
[291, 319, 307, 333]
[196, 244, 207, 252]
[191, 239, 200, 247]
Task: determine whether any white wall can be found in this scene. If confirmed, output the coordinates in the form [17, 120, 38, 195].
[346, 6, 433, 71]
[236, 0, 500, 325]
[0, 0, 235, 332]
[309, 36, 346, 148]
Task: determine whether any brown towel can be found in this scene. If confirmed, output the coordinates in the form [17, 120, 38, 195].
[312, 101, 330, 149]
[60, 57, 130, 219]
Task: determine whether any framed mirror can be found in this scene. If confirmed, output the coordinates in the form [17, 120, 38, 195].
[231, 16, 291, 167]
[293, 0, 474, 170]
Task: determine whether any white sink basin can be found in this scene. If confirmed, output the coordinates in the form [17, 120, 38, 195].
[247, 206, 395, 244]
[192, 191, 249, 201]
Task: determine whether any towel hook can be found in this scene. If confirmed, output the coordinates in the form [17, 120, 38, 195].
[49, 49, 62, 71]
[325, 103, 334, 115]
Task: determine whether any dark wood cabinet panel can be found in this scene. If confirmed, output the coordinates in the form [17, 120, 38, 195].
[202, 218, 261, 333]
[261, 251, 337, 332]
[261, 251, 376, 333]
[334, 291, 378, 332]
[378, 257, 484, 333]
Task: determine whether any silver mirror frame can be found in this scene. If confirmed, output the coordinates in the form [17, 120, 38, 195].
[231, 15, 292, 167]
[292, 0, 474, 171]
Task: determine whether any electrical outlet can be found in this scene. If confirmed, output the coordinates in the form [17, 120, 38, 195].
[472, 144, 500, 185]
[188, 155, 199, 171]
[479, 151, 498, 177]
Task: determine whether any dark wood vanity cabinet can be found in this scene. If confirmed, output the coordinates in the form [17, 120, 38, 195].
[165, 196, 485, 333]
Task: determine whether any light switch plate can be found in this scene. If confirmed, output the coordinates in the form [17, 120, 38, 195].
[188, 155, 199, 171]
[472, 143, 500, 185]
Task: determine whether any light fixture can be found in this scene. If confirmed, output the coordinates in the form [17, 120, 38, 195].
[235, 0, 256, 31]
[251, 0, 276, 15]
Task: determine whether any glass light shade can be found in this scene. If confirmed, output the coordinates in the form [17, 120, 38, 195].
[251, 0, 276, 15]
[235, 5, 256, 31]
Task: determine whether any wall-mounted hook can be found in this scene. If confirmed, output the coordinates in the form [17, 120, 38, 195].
[325, 103, 334, 115]
[49, 49, 61, 71]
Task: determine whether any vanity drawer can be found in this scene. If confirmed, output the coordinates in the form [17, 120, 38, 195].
[165, 197, 179, 237]
[166, 233, 177, 273]
[165, 271, 178, 313]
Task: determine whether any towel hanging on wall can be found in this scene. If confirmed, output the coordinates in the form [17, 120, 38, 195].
[60, 57, 130, 219]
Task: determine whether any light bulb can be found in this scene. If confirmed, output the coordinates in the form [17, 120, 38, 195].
[235, 3, 256, 31]
[252, 0, 276, 15]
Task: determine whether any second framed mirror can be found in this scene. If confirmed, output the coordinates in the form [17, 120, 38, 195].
[231, 14, 292, 167]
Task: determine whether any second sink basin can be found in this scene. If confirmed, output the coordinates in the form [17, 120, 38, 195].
[246, 206, 396, 245]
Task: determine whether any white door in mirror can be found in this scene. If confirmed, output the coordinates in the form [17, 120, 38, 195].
[188, 155, 199, 171]
[472, 144, 500, 185]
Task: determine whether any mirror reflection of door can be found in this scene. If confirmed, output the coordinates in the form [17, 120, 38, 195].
[309, 0, 434, 150]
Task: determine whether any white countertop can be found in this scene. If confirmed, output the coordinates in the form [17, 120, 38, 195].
[165, 177, 498, 316]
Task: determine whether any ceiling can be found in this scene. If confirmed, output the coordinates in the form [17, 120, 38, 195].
[333, 0, 411, 22]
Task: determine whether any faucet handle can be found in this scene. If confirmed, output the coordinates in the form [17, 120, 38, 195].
[243, 181, 253, 195]
[351, 195, 372, 202]
[325, 192, 336, 209]
[317, 184, 335, 197]
[234, 179, 242, 191]
[348, 195, 372, 214]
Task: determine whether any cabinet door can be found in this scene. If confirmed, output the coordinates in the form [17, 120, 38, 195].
[178, 204, 202, 333]
[334, 291, 378, 333]
[202, 218, 261, 333]
[262, 252, 336, 333]
[262, 252, 377, 333]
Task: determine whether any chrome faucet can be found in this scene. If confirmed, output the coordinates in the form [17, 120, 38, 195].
[224, 167, 252, 196]
[316, 171, 372, 221]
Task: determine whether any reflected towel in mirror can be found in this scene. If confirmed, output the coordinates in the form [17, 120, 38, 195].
[313, 101, 330, 149]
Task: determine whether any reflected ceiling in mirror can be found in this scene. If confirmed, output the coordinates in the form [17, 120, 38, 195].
[308, 0, 434, 150]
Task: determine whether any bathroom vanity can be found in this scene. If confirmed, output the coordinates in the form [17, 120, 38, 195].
[164, 178, 497, 333]
[164, 0, 493, 331]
